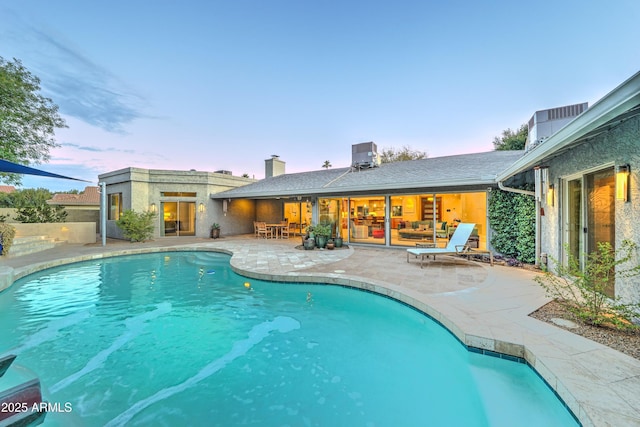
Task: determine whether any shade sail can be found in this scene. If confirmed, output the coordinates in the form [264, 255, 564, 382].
[0, 159, 91, 182]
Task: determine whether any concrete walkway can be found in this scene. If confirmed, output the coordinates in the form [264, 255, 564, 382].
[2, 235, 639, 426]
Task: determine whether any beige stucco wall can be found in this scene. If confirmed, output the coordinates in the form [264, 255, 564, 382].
[98, 168, 256, 239]
[540, 115, 640, 303]
[13, 222, 97, 244]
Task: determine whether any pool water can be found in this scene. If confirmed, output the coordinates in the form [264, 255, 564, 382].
[0, 252, 578, 426]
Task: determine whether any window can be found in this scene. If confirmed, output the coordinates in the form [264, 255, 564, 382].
[160, 192, 196, 197]
[108, 193, 123, 220]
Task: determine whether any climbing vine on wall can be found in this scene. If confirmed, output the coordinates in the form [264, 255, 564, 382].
[488, 188, 536, 263]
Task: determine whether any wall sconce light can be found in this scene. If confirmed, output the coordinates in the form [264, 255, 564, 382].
[198, 203, 205, 213]
[223, 199, 229, 216]
[150, 203, 157, 213]
[616, 164, 630, 202]
[546, 183, 554, 207]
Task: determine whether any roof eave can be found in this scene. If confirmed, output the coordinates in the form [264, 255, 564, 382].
[212, 177, 497, 199]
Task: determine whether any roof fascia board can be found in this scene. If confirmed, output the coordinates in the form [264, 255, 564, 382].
[212, 179, 497, 199]
[497, 71, 640, 181]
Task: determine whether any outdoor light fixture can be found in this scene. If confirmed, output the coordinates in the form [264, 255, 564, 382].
[150, 203, 157, 213]
[546, 183, 554, 207]
[223, 199, 229, 216]
[534, 166, 549, 202]
[198, 203, 205, 213]
[616, 164, 630, 202]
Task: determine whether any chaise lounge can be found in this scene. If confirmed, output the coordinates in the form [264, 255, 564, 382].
[406, 223, 487, 268]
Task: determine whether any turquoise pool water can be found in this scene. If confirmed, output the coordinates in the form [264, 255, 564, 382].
[0, 251, 578, 426]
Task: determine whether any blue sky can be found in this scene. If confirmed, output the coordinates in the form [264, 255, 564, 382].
[2, 0, 640, 192]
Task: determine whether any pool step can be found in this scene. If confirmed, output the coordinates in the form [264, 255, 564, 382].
[6, 236, 66, 258]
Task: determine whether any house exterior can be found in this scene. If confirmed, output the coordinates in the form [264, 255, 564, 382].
[0, 185, 16, 194]
[214, 148, 524, 250]
[97, 167, 256, 240]
[98, 71, 640, 305]
[497, 71, 640, 304]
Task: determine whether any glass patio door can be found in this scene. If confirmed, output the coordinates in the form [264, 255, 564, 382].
[565, 167, 615, 297]
[162, 201, 196, 236]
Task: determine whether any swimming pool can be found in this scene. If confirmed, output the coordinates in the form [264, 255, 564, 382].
[0, 251, 579, 426]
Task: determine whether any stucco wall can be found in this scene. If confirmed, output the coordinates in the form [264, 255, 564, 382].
[540, 115, 640, 303]
[98, 167, 256, 239]
[256, 200, 284, 225]
[216, 199, 256, 236]
[13, 222, 97, 244]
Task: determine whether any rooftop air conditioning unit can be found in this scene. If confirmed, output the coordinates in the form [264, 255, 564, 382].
[526, 103, 588, 150]
[352, 142, 380, 169]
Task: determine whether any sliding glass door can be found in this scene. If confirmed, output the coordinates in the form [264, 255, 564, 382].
[162, 201, 196, 236]
[565, 167, 615, 297]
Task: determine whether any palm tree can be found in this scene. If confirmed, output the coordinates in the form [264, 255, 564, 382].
[322, 160, 331, 169]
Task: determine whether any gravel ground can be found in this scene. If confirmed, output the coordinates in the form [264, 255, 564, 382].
[530, 300, 640, 361]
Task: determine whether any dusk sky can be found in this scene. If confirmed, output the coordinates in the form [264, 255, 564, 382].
[2, 1, 639, 192]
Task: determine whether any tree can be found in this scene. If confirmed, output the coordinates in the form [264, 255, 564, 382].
[493, 124, 528, 151]
[322, 160, 332, 169]
[0, 57, 67, 185]
[379, 145, 427, 163]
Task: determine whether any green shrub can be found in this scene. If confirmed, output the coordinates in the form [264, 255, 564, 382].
[488, 189, 535, 263]
[0, 222, 16, 255]
[14, 205, 68, 223]
[115, 209, 157, 242]
[535, 240, 640, 330]
[313, 223, 332, 238]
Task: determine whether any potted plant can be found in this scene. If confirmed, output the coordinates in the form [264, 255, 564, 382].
[334, 222, 343, 248]
[210, 223, 221, 239]
[0, 222, 16, 256]
[314, 223, 332, 249]
[304, 236, 316, 250]
[326, 238, 335, 250]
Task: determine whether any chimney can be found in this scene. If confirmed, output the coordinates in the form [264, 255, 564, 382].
[265, 155, 285, 178]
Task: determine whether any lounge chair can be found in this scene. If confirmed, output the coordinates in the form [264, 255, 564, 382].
[406, 222, 479, 268]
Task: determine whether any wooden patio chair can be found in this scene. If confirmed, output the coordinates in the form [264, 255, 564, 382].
[256, 222, 272, 239]
[280, 220, 290, 239]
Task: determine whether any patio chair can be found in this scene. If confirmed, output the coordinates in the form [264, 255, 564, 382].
[280, 220, 290, 239]
[256, 222, 272, 239]
[406, 223, 477, 268]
